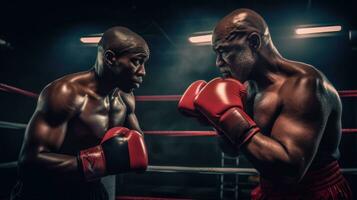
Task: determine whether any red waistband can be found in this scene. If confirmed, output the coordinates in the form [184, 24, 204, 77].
[260, 161, 345, 193]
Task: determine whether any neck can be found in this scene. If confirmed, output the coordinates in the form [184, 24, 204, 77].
[93, 62, 120, 95]
[250, 43, 285, 89]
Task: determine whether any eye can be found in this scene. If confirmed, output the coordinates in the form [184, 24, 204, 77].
[217, 48, 224, 54]
[131, 58, 142, 66]
[217, 46, 231, 55]
[218, 49, 229, 58]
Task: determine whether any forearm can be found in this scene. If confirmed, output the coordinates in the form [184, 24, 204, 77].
[19, 152, 82, 181]
[241, 132, 306, 183]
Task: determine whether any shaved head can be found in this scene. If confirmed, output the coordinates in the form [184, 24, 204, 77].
[94, 26, 150, 92]
[99, 26, 149, 56]
[213, 8, 270, 48]
[212, 9, 279, 82]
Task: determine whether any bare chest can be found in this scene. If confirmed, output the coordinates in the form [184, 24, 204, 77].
[249, 91, 282, 135]
[77, 94, 128, 139]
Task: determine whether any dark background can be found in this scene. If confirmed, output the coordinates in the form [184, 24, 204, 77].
[0, 0, 356, 199]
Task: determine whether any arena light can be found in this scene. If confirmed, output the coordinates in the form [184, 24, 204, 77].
[188, 32, 212, 45]
[295, 25, 342, 35]
[80, 36, 102, 44]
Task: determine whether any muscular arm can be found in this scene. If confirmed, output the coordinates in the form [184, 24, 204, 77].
[122, 92, 143, 134]
[18, 82, 85, 180]
[242, 77, 330, 183]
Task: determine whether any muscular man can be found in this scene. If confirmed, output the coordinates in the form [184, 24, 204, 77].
[179, 9, 352, 199]
[11, 26, 149, 200]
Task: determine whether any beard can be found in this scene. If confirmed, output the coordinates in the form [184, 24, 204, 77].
[231, 48, 255, 82]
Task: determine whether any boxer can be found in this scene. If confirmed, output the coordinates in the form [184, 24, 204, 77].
[179, 9, 352, 200]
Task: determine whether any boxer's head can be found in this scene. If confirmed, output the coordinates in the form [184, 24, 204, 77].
[212, 9, 274, 82]
[96, 26, 150, 92]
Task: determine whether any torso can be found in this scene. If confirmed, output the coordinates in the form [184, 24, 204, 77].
[57, 71, 133, 154]
[246, 62, 342, 169]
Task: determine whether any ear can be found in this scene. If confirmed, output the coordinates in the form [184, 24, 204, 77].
[247, 32, 261, 50]
[104, 50, 116, 66]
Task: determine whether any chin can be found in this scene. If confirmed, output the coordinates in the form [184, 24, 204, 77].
[235, 72, 250, 82]
[120, 82, 140, 92]
[238, 77, 247, 82]
[119, 85, 133, 93]
[129, 84, 140, 92]
[232, 74, 244, 82]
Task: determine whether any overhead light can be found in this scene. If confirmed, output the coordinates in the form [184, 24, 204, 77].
[188, 32, 212, 45]
[295, 25, 342, 35]
[80, 36, 102, 44]
[0, 38, 13, 49]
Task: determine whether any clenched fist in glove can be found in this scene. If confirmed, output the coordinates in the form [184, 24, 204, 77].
[178, 80, 211, 125]
[78, 127, 148, 181]
[194, 77, 260, 147]
[179, 77, 260, 147]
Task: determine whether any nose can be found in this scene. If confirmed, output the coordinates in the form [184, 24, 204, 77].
[136, 64, 146, 76]
[216, 55, 226, 68]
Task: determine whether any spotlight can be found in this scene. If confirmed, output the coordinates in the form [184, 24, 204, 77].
[295, 25, 342, 35]
[188, 31, 212, 45]
[80, 36, 102, 44]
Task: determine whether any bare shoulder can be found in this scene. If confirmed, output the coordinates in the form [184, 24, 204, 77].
[279, 63, 334, 113]
[281, 62, 336, 95]
[37, 73, 88, 115]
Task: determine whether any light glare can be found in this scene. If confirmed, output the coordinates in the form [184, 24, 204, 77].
[80, 37, 102, 44]
[188, 34, 212, 45]
[295, 25, 342, 35]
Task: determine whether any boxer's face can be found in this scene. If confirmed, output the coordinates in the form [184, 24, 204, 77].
[106, 45, 149, 92]
[213, 31, 256, 82]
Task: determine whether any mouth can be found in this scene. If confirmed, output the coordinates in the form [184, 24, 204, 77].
[131, 77, 143, 87]
[220, 70, 232, 78]
[133, 80, 142, 84]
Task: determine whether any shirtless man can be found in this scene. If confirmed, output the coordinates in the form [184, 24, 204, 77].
[178, 9, 352, 199]
[11, 26, 149, 200]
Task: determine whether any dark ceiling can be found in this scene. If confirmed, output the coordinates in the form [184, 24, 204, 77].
[0, 0, 356, 41]
[0, 0, 356, 115]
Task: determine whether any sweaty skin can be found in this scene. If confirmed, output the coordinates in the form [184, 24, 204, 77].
[13, 27, 149, 199]
[212, 9, 342, 183]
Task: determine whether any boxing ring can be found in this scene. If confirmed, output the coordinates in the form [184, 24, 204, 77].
[0, 82, 357, 199]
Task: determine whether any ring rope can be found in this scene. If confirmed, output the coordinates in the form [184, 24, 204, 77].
[0, 83, 38, 98]
[1, 161, 356, 175]
[2, 83, 357, 100]
[147, 165, 258, 175]
[1, 121, 356, 135]
[116, 196, 192, 200]
[1, 120, 357, 135]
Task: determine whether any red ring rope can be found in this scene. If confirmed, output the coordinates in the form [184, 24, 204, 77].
[1, 83, 357, 99]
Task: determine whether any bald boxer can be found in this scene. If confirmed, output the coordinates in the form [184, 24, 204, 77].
[179, 9, 352, 199]
[11, 26, 149, 200]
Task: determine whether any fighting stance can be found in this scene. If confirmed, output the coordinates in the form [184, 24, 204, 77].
[179, 9, 352, 199]
[11, 26, 149, 200]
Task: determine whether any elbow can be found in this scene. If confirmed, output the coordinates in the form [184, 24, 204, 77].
[282, 157, 309, 184]
[17, 152, 41, 178]
[262, 160, 307, 184]
[17, 155, 31, 178]
[277, 168, 305, 184]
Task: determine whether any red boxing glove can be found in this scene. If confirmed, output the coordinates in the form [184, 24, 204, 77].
[78, 127, 148, 181]
[178, 80, 212, 125]
[178, 80, 207, 117]
[194, 77, 260, 146]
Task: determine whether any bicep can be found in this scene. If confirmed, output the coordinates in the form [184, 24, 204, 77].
[270, 98, 328, 165]
[122, 93, 142, 133]
[22, 111, 68, 154]
[25, 82, 84, 152]
[125, 113, 142, 133]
